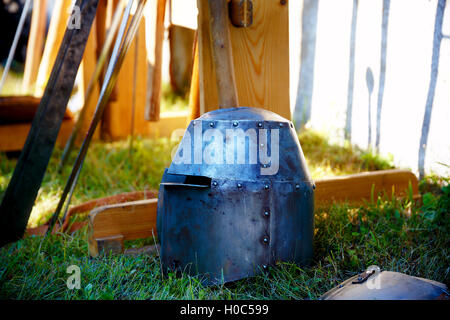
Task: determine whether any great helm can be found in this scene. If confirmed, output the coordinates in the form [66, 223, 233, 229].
[157, 107, 314, 284]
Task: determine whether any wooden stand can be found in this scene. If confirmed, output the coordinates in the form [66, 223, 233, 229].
[198, 0, 291, 118]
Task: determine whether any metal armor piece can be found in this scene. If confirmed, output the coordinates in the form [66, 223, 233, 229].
[157, 107, 314, 284]
[321, 266, 449, 300]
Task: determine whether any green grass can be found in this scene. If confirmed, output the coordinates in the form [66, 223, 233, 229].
[160, 82, 189, 114]
[0, 130, 448, 299]
[0, 66, 24, 96]
[299, 130, 395, 178]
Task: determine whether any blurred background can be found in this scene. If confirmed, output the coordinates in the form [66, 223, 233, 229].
[1, 0, 449, 178]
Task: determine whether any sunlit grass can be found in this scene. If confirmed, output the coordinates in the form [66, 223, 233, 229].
[0, 66, 24, 96]
[299, 129, 395, 179]
[160, 82, 189, 114]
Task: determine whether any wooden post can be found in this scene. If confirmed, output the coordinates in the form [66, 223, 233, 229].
[101, 19, 149, 140]
[78, 18, 101, 143]
[22, 0, 48, 94]
[206, 0, 239, 108]
[103, 0, 120, 101]
[35, 0, 73, 97]
[187, 33, 200, 123]
[145, 0, 167, 122]
[198, 0, 290, 118]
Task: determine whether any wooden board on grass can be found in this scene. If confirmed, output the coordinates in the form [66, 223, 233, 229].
[314, 169, 420, 206]
[88, 199, 158, 257]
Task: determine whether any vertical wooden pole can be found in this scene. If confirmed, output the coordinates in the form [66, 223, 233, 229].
[206, 0, 239, 108]
[145, 0, 167, 122]
[198, 0, 290, 118]
[22, 0, 48, 94]
[105, 0, 121, 103]
[101, 19, 148, 140]
[187, 33, 200, 122]
[96, 0, 109, 59]
[78, 18, 101, 143]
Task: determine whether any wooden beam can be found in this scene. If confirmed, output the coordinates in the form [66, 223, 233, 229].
[187, 32, 200, 123]
[22, 0, 48, 94]
[198, 0, 291, 119]
[102, 0, 120, 101]
[206, 0, 239, 108]
[314, 169, 420, 206]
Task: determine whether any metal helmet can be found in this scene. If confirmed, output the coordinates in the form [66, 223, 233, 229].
[321, 266, 449, 300]
[157, 107, 314, 285]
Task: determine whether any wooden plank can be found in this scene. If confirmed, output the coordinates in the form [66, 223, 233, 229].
[78, 16, 101, 143]
[314, 169, 420, 206]
[22, 0, 48, 94]
[145, 0, 167, 122]
[101, 0, 121, 102]
[88, 199, 158, 257]
[95, 0, 108, 59]
[169, 25, 196, 95]
[187, 34, 200, 123]
[35, 0, 73, 96]
[0, 96, 50, 123]
[89, 234, 124, 257]
[198, 0, 291, 119]
[0, 118, 74, 152]
[101, 19, 149, 139]
[61, 189, 158, 232]
[89, 199, 158, 240]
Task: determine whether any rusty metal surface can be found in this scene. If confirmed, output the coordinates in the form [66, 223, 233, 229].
[229, 0, 253, 28]
[157, 107, 314, 284]
[0, 0, 99, 247]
